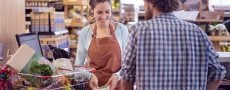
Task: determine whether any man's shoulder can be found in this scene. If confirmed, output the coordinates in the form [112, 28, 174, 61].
[136, 20, 153, 26]
[133, 20, 152, 29]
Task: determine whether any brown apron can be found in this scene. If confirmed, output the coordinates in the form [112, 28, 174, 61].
[88, 24, 121, 87]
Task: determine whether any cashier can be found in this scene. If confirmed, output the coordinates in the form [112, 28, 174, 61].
[74, 0, 129, 90]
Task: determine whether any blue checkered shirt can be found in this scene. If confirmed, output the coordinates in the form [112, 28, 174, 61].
[120, 13, 226, 90]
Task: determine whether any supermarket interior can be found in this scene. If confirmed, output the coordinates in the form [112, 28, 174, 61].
[1, 0, 230, 90]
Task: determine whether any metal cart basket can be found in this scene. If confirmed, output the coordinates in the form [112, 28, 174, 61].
[11, 71, 90, 90]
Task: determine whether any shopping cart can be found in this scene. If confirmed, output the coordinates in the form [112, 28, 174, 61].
[11, 71, 90, 90]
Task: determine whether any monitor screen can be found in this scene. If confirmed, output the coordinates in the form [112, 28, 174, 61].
[16, 33, 43, 56]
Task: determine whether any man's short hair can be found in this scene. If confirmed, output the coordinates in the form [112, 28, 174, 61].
[145, 0, 179, 13]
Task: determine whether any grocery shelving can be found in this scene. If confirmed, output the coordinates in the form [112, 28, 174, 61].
[62, 0, 89, 59]
[25, 0, 69, 59]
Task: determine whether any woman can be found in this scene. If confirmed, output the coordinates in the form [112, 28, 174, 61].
[75, 0, 129, 89]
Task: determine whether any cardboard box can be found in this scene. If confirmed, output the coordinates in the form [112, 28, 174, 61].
[6, 44, 53, 74]
[63, 0, 89, 5]
[39, 35, 69, 48]
[6, 45, 37, 73]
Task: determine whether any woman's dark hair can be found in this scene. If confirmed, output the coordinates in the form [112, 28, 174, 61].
[89, 0, 112, 16]
[89, 0, 112, 10]
[145, 0, 179, 13]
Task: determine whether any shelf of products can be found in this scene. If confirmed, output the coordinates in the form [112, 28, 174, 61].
[25, 0, 69, 59]
[63, 0, 89, 6]
[25, 7, 55, 13]
[208, 36, 230, 51]
[62, 0, 89, 60]
[25, 0, 61, 7]
[208, 36, 230, 41]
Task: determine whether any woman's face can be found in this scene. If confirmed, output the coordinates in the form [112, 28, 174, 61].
[93, 2, 112, 24]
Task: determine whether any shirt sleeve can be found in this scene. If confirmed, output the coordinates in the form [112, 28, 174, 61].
[120, 25, 137, 85]
[204, 33, 226, 82]
[75, 27, 88, 66]
[121, 24, 129, 50]
[114, 23, 129, 79]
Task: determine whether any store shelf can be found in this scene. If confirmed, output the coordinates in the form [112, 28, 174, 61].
[25, 7, 55, 13]
[186, 19, 223, 23]
[221, 80, 230, 85]
[63, 0, 88, 6]
[26, 0, 60, 2]
[208, 36, 230, 42]
[218, 52, 230, 62]
[208, 36, 230, 51]
[38, 30, 68, 35]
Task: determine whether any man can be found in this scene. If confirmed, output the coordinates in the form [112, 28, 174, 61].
[120, 0, 226, 90]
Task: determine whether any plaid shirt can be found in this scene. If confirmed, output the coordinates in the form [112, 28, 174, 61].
[120, 13, 226, 90]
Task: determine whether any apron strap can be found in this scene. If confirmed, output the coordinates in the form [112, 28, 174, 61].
[92, 23, 115, 39]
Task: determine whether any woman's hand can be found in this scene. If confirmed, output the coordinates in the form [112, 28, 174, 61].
[105, 74, 119, 90]
[89, 74, 99, 90]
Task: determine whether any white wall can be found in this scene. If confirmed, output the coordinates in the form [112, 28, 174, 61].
[210, 0, 230, 6]
[120, 0, 144, 5]
[0, 0, 25, 61]
[209, 0, 230, 11]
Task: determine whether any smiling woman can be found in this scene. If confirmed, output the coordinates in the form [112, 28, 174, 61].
[89, 0, 112, 25]
[75, 0, 129, 90]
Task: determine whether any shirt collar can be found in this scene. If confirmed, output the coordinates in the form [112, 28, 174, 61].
[153, 13, 177, 20]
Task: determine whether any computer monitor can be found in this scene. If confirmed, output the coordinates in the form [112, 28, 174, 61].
[15, 33, 43, 56]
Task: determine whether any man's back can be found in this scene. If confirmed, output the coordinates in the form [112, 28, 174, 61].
[120, 13, 226, 90]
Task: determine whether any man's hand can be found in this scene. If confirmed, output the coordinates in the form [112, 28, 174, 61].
[105, 74, 119, 90]
[89, 74, 99, 90]
[121, 80, 134, 90]
[207, 80, 222, 90]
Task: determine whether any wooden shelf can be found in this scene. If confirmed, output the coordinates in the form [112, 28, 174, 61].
[221, 80, 230, 85]
[25, 7, 55, 13]
[26, 0, 60, 2]
[208, 36, 230, 51]
[195, 19, 223, 23]
[63, 0, 89, 6]
[208, 36, 230, 42]
[186, 19, 223, 23]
